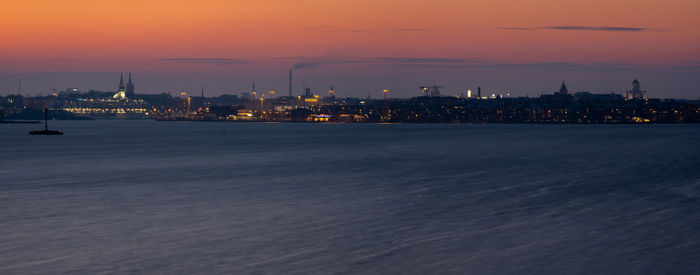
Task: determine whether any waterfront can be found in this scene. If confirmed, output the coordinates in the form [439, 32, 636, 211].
[1, 121, 699, 274]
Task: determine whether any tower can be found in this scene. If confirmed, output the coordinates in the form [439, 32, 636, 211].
[288, 69, 293, 97]
[558, 81, 568, 95]
[113, 72, 127, 99]
[477, 87, 481, 99]
[383, 89, 389, 117]
[126, 71, 135, 98]
[119, 72, 125, 91]
[627, 78, 646, 100]
[632, 79, 640, 92]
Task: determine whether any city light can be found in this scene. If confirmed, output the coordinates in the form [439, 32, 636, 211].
[2, 75, 694, 124]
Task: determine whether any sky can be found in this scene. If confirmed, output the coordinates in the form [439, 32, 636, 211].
[1, 0, 699, 98]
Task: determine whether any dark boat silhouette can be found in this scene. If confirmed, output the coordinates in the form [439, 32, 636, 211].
[30, 108, 63, 135]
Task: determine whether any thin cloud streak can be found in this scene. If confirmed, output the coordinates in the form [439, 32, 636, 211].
[363, 57, 489, 64]
[290, 56, 491, 70]
[158, 56, 653, 74]
[666, 65, 700, 71]
[500, 26, 664, 32]
[399, 28, 429, 32]
[499, 27, 538, 31]
[158, 58, 251, 64]
[292, 60, 326, 69]
[546, 26, 658, 32]
[385, 61, 645, 72]
[329, 29, 374, 33]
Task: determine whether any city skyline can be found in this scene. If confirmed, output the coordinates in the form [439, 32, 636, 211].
[2, 2, 700, 272]
[1, 71, 694, 100]
[2, 0, 700, 97]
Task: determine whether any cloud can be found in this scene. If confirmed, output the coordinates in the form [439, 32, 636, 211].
[305, 26, 372, 33]
[434, 62, 643, 72]
[158, 58, 251, 64]
[500, 26, 663, 32]
[666, 65, 700, 71]
[354, 59, 643, 72]
[286, 56, 645, 73]
[363, 57, 489, 64]
[546, 26, 659, 32]
[292, 60, 327, 70]
[498, 27, 538, 31]
[399, 28, 429, 32]
[488, 62, 641, 71]
[289, 56, 490, 70]
[160, 56, 646, 73]
[333, 29, 373, 33]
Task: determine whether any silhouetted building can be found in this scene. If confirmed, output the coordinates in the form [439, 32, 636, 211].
[126, 71, 135, 98]
[626, 78, 647, 100]
[328, 86, 336, 99]
[558, 81, 568, 95]
[420, 85, 442, 97]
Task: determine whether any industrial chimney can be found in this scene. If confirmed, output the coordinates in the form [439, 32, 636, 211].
[288, 69, 293, 97]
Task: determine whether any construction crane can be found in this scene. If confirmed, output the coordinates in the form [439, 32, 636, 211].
[419, 84, 443, 97]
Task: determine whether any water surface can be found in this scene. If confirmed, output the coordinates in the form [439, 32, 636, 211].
[1, 121, 699, 274]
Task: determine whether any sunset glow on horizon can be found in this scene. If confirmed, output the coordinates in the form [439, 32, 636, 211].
[2, 0, 699, 97]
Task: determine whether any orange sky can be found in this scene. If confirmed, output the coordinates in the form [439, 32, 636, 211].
[1, 0, 699, 97]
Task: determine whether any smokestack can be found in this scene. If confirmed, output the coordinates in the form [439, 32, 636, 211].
[288, 69, 293, 97]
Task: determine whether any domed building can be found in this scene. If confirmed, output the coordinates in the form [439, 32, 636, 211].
[557, 81, 568, 95]
[626, 79, 647, 100]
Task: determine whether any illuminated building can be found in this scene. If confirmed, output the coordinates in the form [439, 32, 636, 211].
[307, 114, 331, 122]
[113, 72, 127, 99]
[626, 79, 647, 100]
[236, 109, 255, 120]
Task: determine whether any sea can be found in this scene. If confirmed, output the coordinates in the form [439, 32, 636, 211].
[1, 120, 699, 274]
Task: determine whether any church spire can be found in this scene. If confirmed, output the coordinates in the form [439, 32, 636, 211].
[559, 81, 568, 95]
[125, 71, 135, 98]
[119, 72, 125, 90]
